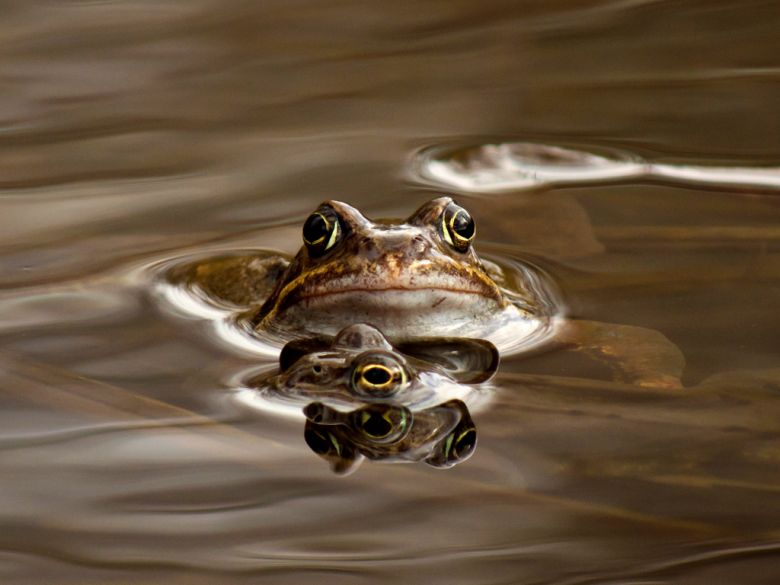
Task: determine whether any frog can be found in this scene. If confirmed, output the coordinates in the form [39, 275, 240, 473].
[251, 196, 554, 342]
[302, 399, 477, 474]
[165, 196, 683, 387]
[166, 196, 555, 352]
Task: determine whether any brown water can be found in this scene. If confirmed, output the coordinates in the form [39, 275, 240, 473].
[1, 1, 780, 583]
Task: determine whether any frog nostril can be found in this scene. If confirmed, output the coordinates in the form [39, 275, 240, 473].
[411, 235, 429, 255]
[357, 237, 379, 257]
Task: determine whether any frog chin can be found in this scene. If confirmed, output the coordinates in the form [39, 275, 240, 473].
[266, 288, 506, 339]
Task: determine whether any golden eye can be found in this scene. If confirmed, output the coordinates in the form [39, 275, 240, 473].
[440, 202, 475, 253]
[350, 352, 409, 396]
[302, 206, 342, 256]
[352, 404, 411, 443]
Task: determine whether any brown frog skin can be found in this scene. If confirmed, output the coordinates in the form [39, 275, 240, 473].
[250, 197, 534, 340]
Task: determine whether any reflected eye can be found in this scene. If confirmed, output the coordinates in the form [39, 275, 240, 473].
[304, 427, 342, 456]
[447, 427, 477, 461]
[427, 418, 477, 468]
[303, 206, 342, 256]
[350, 352, 409, 396]
[352, 404, 411, 443]
[440, 202, 475, 252]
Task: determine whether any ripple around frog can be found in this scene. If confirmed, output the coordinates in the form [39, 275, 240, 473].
[149, 247, 564, 362]
[412, 141, 780, 194]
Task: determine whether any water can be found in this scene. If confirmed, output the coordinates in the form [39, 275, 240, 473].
[1, 1, 779, 583]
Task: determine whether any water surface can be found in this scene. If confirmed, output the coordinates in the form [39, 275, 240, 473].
[1, 1, 779, 584]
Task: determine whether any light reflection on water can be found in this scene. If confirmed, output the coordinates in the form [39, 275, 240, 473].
[1, 0, 779, 583]
[413, 141, 780, 194]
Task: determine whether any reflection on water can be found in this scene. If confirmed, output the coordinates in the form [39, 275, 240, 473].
[414, 141, 780, 194]
[238, 323, 491, 473]
[1, 1, 780, 583]
[304, 399, 477, 474]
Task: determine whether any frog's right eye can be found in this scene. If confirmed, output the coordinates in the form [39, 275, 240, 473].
[303, 206, 342, 257]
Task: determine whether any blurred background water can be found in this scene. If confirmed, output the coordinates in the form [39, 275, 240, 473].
[1, 1, 779, 583]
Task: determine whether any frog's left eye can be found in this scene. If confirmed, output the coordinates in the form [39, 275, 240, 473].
[303, 206, 342, 257]
[440, 202, 475, 253]
[350, 352, 409, 397]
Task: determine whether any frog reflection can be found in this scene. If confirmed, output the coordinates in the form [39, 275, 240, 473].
[303, 399, 477, 474]
[245, 323, 491, 473]
[257, 322, 498, 410]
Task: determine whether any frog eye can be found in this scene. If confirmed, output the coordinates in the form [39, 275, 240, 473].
[426, 423, 477, 468]
[448, 427, 477, 461]
[302, 206, 342, 256]
[351, 404, 411, 443]
[350, 352, 409, 396]
[440, 202, 475, 253]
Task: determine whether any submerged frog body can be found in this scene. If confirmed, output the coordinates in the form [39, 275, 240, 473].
[251, 323, 498, 411]
[303, 399, 477, 474]
[251, 197, 540, 340]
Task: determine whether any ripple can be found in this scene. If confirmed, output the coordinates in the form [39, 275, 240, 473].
[414, 142, 647, 193]
[413, 141, 780, 194]
[147, 251, 285, 359]
[555, 541, 780, 585]
[653, 163, 780, 191]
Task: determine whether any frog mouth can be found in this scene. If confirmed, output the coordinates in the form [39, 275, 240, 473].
[274, 276, 505, 312]
[253, 258, 510, 330]
[296, 284, 493, 300]
[260, 282, 508, 330]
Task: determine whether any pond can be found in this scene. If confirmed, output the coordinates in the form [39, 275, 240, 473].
[0, 2, 779, 584]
